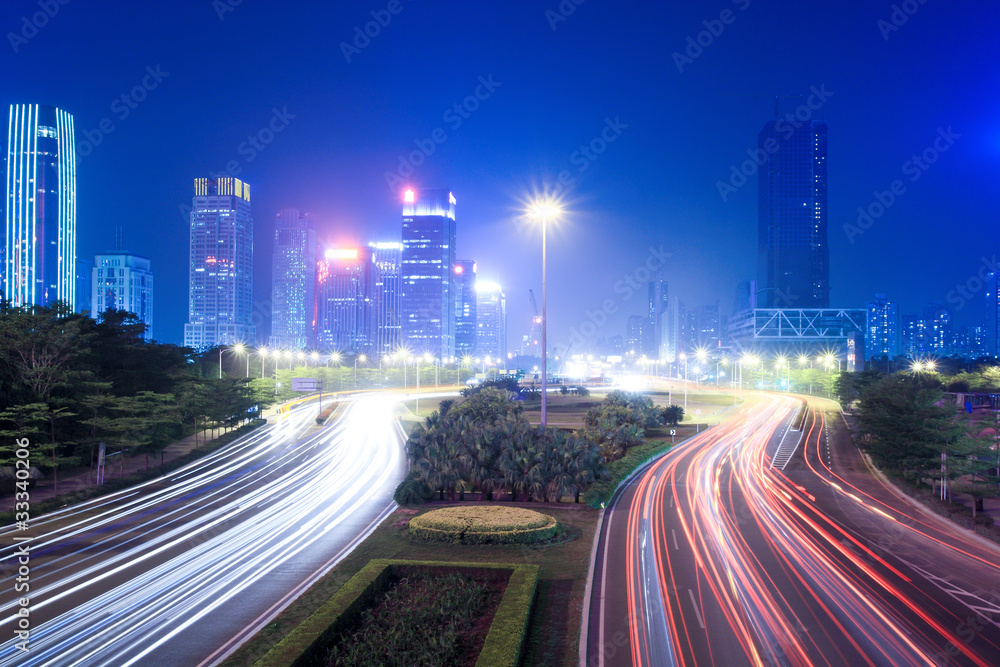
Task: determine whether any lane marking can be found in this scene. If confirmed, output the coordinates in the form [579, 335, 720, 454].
[672, 529, 679, 551]
[687, 588, 705, 629]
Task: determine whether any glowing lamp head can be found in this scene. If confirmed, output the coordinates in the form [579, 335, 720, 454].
[404, 189, 415, 203]
[454, 264, 463, 274]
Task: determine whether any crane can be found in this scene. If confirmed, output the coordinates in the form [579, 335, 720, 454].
[528, 289, 542, 354]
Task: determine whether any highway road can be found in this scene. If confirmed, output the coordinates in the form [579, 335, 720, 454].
[0, 393, 407, 666]
[588, 393, 1000, 667]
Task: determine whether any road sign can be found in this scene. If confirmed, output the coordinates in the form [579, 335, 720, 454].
[291, 377, 320, 392]
[695, 409, 701, 415]
[669, 429, 676, 436]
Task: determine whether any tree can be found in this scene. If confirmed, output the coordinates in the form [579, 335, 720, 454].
[661, 405, 684, 426]
[856, 374, 959, 480]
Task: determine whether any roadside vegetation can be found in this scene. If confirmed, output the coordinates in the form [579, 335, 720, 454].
[840, 367, 1000, 528]
[394, 387, 683, 505]
[0, 303, 273, 493]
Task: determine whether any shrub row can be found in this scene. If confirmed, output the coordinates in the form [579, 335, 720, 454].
[253, 559, 539, 667]
[582, 439, 671, 508]
[408, 520, 560, 545]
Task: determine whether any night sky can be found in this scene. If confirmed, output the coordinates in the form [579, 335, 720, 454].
[3, 0, 998, 349]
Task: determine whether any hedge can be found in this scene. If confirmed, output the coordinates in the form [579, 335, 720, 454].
[254, 559, 539, 667]
[408, 506, 560, 545]
[582, 439, 671, 508]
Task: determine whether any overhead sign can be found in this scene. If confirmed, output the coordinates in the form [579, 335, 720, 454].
[291, 378, 321, 392]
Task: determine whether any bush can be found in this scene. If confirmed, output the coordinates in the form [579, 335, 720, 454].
[408, 505, 560, 545]
[393, 468, 434, 505]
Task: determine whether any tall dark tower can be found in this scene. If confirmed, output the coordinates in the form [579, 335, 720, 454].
[757, 118, 828, 308]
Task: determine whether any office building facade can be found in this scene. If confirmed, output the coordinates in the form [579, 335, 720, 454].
[454, 260, 477, 357]
[371, 241, 402, 355]
[270, 209, 316, 350]
[183, 177, 254, 349]
[92, 252, 154, 341]
[476, 281, 506, 362]
[400, 188, 457, 357]
[3, 104, 76, 308]
[316, 246, 374, 353]
[757, 119, 829, 309]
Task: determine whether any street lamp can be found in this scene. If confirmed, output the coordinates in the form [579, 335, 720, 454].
[528, 197, 562, 430]
[679, 352, 688, 412]
[258, 347, 269, 379]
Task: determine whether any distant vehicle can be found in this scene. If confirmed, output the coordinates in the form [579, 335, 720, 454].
[465, 377, 481, 386]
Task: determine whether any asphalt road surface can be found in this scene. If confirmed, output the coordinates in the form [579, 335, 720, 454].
[0, 393, 407, 666]
[588, 393, 1000, 666]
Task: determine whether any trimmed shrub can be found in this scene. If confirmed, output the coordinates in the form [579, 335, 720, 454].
[393, 468, 434, 505]
[408, 505, 560, 545]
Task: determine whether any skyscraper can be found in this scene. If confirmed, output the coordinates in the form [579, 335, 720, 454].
[92, 251, 154, 341]
[866, 294, 899, 360]
[648, 275, 667, 359]
[758, 118, 828, 308]
[183, 177, 254, 349]
[626, 315, 648, 356]
[987, 272, 1000, 357]
[270, 209, 316, 350]
[371, 242, 403, 355]
[400, 187, 457, 357]
[316, 246, 374, 353]
[3, 104, 76, 308]
[475, 281, 506, 362]
[454, 260, 477, 357]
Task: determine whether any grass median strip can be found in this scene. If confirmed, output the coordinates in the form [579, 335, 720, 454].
[253, 559, 538, 667]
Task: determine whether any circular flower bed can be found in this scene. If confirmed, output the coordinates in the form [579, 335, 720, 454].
[408, 506, 560, 545]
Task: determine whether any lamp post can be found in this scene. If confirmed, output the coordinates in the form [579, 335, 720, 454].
[259, 348, 269, 379]
[529, 199, 561, 430]
[679, 352, 688, 412]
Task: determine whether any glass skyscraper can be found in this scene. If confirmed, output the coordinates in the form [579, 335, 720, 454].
[400, 188, 457, 357]
[270, 209, 316, 351]
[316, 246, 374, 353]
[475, 281, 506, 362]
[757, 119, 828, 308]
[371, 241, 402, 355]
[3, 104, 77, 308]
[454, 259, 477, 357]
[183, 177, 255, 349]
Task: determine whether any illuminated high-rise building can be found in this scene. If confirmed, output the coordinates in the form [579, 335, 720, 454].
[454, 260, 477, 357]
[316, 246, 374, 353]
[371, 241, 402, 354]
[3, 104, 77, 308]
[92, 252, 154, 341]
[400, 187, 457, 357]
[270, 209, 316, 350]
[758, 118, 828, 308]
[183, 177, 254, 349]
[475, 281, 506, 362]
[865, 294, 899, 360]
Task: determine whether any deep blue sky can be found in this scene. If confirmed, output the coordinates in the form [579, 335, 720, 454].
[3, 0, 999, 348]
